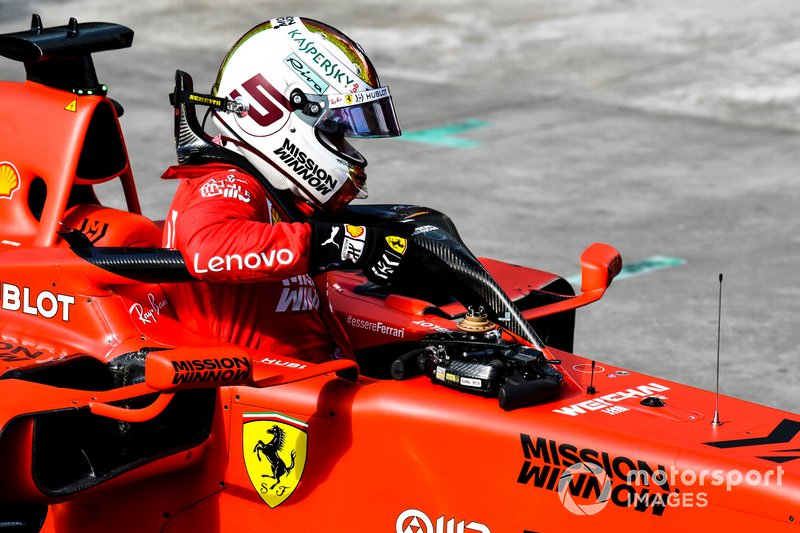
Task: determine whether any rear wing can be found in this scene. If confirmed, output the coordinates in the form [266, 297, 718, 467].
[0, 14, 132, 93]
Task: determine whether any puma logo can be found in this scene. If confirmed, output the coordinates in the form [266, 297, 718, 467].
[322, 226, 340, 249]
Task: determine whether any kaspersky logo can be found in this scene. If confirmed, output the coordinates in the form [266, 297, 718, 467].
[0, 162, 21, 200]
[243, 413, 308, 508]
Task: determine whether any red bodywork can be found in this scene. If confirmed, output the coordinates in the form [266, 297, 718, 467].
[0, 35, 798, 533]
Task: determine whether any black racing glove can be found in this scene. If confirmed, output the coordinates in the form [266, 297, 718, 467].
[309, 221, 413, 285]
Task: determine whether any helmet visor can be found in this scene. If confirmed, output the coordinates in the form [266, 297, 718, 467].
[316, 87, 401, 138]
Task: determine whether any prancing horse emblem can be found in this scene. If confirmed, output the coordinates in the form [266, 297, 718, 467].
[243, 415, 308, 508]
[254, 424, 297, 489]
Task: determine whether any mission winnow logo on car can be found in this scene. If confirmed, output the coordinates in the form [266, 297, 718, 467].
[171, 356, 251, 385]
[517, 434, 675, 516]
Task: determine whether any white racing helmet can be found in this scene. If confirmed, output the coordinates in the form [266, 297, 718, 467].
[211, 16, 401, 213]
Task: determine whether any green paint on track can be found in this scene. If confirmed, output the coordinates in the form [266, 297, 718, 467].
[565, 256, 686, 285]
[398, 118, 488, 148]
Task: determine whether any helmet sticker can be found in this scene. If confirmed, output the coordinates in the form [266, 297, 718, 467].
[272, 138, 337, 199]
[272, 16, 296, 29]
[283, 54, 329, 95]
[272, 19, 367, 93]
[337, 87, 390, 108]
[229, 73, 291, 136]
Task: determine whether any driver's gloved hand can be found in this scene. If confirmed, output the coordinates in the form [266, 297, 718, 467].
[308, 221, 413, 285]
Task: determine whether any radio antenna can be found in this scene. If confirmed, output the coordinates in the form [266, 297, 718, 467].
[712, 273, 723, 426]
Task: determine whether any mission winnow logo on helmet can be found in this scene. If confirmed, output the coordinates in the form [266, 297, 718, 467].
[273, 138, 337, 196]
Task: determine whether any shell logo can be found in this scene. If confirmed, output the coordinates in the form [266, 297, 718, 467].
[0, 162, 21, 200]
[345, 224, 365, 238]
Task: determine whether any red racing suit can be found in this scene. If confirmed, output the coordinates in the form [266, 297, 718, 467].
[160, 163, 349, 364]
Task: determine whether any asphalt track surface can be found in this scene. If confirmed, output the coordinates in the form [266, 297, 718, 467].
[1, 1, 798, 414]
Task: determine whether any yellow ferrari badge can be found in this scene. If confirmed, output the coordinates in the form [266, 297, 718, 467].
[243, 413, 308, 508]
[386, 236, 407, 255]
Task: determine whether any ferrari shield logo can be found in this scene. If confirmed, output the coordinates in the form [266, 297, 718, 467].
[243, 413, 308, 508]
[386, 236, 407, 255]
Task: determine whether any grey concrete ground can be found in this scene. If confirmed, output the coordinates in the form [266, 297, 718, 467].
[1, 1, 797, 413]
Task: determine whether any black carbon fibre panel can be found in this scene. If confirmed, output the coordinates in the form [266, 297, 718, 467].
[342, 204, 547, 350]
[411, 230, 545, 350]
[73, 247, 192, 282]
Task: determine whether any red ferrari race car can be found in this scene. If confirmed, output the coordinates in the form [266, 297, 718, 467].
[0, 16, 797, 533]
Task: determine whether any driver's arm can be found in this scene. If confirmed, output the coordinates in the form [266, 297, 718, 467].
[164, 168, 312, 282]
[164, 167, 413, 284]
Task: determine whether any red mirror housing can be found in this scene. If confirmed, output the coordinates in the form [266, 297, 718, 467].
[580, 243, 623, 293]
[145, 346, 253, 392]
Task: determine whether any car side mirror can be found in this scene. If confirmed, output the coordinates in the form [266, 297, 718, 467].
[580, 242, 623, 293]
[143, 346, 358, 392]
[145, 346, 254, 391]
[519, 243, 622, 323]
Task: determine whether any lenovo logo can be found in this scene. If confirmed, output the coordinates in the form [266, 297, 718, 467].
[192, 249, 295, 274]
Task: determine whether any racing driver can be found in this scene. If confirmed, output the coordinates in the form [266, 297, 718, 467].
[161, 17, 409, 363]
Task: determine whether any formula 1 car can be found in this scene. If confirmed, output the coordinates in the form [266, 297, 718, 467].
[0, 16, 798, 533]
